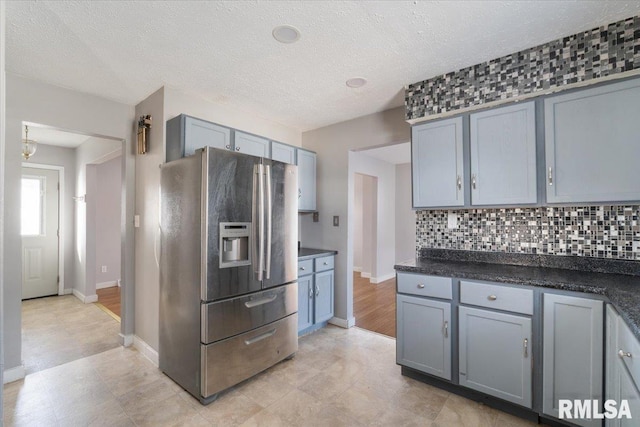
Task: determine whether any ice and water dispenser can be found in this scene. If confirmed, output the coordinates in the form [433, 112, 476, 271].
[219, 222, 251, 268]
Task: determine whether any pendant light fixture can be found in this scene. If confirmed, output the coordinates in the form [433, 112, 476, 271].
[22, 125, 37, 160]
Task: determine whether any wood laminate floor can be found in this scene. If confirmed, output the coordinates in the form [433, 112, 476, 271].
[353, 272, 396, 338]
[96, 286, 121, 320]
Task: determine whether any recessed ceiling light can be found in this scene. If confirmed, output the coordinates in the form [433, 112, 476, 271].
[272, 25, 301, 44]
[346, 77, 367, 88]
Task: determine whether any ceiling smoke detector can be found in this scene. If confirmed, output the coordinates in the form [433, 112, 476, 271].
[346, 77, 367, 88]
[272, 25, 301, 44]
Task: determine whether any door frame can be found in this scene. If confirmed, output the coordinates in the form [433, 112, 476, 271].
[21, 162, 65, 295]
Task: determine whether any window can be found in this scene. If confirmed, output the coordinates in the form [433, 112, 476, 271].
[21, 177, 44, 236]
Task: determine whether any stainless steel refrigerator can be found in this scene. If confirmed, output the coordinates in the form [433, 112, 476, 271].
[159, 146, 298, 404]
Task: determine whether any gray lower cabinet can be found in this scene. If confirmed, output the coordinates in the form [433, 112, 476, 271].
[166, 115, 231, 161]
[543, 293, 603, 427]
[297, 149, 316, 211]
[397, 294, 451, 380]
[469, 101, 537, 205]
[458, 306, 532, 408]
[297, 255, 334, 334]
[412, 116, 464, 208]
[234, 131, 270, 158]
[544, 78, 640, 203]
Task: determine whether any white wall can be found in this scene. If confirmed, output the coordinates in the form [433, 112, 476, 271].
[95, 155, 122, 285]
[300, 106, 409, 324]
[351, 154, 395, 283]
[29, 144, 77, 292]
[353, 174, 363, 271]
[1, 0, 7, 396]
[4, 74, 134, 373]
[395, 163, 415, 262]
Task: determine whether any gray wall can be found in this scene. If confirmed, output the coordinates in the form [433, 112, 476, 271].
[1, 0, 6, 397]
[4, 74, 133, 372]
[95, 155, 122, 285]
[300, 106, 410, 324]
[353, 174, 363, 271]
[395, 163, 415, 263]
[29, 144, 77, 292]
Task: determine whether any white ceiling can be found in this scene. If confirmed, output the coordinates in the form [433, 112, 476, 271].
[23, 125, 92, 148]
[6, 1, 640, 132]
[360, 142, 411, 165]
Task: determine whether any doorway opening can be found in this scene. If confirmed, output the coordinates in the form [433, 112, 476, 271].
[348, 142, 415, 338]
[19, 124, 125, 375]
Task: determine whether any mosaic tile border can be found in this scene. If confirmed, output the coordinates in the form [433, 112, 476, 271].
[416, 206, 640, 261]
[406, 15, 640, 120]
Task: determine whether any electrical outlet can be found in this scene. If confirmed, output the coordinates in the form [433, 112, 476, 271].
[101, 266, 107, 273]
[333, 216, 339, 227]
[447, 212, 457, 229]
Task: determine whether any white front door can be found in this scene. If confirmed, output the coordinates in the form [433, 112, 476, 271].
[21, 167, 60, 299]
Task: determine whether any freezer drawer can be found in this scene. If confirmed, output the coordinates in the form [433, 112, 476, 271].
[201, 282, 297, 343]
[201, 313, 298, 398]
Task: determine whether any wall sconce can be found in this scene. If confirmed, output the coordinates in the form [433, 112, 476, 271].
[22, 125, 38, 160]
[137, 115, 152, 155]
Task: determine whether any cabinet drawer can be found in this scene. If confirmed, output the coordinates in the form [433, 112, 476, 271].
[617, 315, 640, 387]
[397, 272, 452, 300]
[298, 259, 313, 275]
[460, 281, 533, 315]
[315, 256, 334, 272]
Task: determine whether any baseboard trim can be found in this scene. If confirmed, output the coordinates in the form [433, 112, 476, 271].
[3, 364, 26, 384]
[73, 289, 98, 303]
[62, 288, 73, 295]
[96, 281, 118, 290]
[120, 333, 134, 347]
[370, 273, 395, 284]
[328, 316, 356, 329]
[133, 335, 159, 366]
[360, 272, 371, 279]
[353, 266, 362, 273]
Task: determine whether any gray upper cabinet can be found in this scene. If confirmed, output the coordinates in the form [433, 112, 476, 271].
[543, 293, 603, 427]
[412, 117, 464, 208]
[271, 141, 296, 165]
[545, 78, 640, 203]
[458, 306, 532, 408]
[297, 149, 317, 211]
[470, 101, 537, 205]
[166, 115, 231, 162]
[234, 131, 270, 159]
[397, 294, 451, 380]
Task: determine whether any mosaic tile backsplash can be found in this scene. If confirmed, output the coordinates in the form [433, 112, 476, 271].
[406, 15, 640, 120]
[416, 206, 640, 261]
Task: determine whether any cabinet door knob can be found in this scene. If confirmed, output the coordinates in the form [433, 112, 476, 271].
[456, 175, 462, 191]
[298, 189, 302, 199]
[309, 288, 314, 299]
[315, 285, 320, 297]
[417, 283, 425, 289]
[548, 167, 553, 186]
[488, 295, 497, 301]
[619, 349, 633, 358]
[471, 174, 477, 190]
[443, 321, 448, 338]
[225, 145, 231, 150]
[524, 338, 529, 358]
[236, 147, 241, 151]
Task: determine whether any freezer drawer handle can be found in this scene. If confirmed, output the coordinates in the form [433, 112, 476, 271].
[244, 294, 278, 308]
[244, 329, 277, 346]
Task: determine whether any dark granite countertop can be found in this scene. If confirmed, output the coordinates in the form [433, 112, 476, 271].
[395, 249, 640, 341]
[298, 248, 338, 260]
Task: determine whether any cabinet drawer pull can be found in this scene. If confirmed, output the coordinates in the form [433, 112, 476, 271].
[548, 167, 553, 186]
[619, 349, 633, 358]
[323, 262, 328, 266]
[417, 283, 425, 289]
[456, 175, 462, 190]
[487, 295, 497, 301]
[244, 329, 276, 345]
[444, 321, 448, 338]
[471, 174, 477, 190]
[300, 266, 305, 271]
[524, 338, 528, 358]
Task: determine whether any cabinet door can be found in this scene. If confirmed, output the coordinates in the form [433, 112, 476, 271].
[614, 363, 640, 427]
[184, 116, 230, 154]
[234, 131, 270, 158]
[271, 142, 296, 165]
[397, 295, 451, 380]
[470, 101, 537, 205]
[297, 275, 313, 332]
[314, 270, 333, 323]
[412, 117, 464, 208]
[606, 305, 620, 406]
[545, 79, 640, 203]
[297, 149, 317, 211]
[543, 293, 603, 427]
[459, 306, 532, 408]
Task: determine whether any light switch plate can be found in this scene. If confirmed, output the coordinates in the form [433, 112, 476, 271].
[313, 212, 319, 222]
[134, 215, 140, 228]
[333, 216, 339, 227]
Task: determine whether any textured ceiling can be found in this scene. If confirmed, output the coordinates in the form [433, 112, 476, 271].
[6, 1, 640, 132]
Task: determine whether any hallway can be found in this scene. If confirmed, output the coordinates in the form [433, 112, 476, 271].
[353, 272, 396, 338]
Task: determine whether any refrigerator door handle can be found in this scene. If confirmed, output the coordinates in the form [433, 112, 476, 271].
[265, 164, 272, 280]
[257, 164, 265, 281]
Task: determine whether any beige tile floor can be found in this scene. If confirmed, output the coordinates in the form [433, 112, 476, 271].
[4, 326, 540, 427]
[21, 294, 121, 374]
